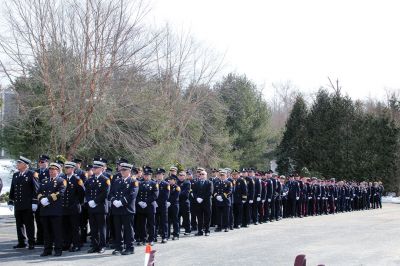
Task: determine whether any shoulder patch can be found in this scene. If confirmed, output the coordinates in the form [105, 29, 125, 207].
[167, 185, 170, 190]
[135, 181, 139, 187]
[110, 175, 113, 180]
[33, 172, 39, 179]
[155, 183, 159, 189]
[106, 179, 111, 186]
[78, 179, 83, 186]
[63, 179, 67, 187]
[176, 186, 181, 192]
[85, 172, 89, 178]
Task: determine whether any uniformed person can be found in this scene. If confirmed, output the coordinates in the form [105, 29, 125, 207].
[213, 169, 232, 232]
[242, 169, 254, 227]
[135, 167, 159, 246]
[79, 164, 92, 244]
[166, 175, 180, 240]
[85, 159, 110, 254]
[231, 169, 247, 228]
[192, 170, 213, 236]
[8, 156, 39, 250]
[177, 171, 191, 235]
[109, 162, 138, 255]
[37, 162, 66, 257]
[34, 154, 50, 245]
[155, 168, 170, 243]
[62, 161, 85, 252]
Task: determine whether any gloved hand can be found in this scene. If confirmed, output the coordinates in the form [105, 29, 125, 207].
[138, 201, 147, 208]
[308, 197, 312, 200]
[256, 197, 261, 202]
[196, 198, 203, 204]
[166, 202, 171, 208]
[249, 200, 254, 204]
[8, 205, 14, 212]
[267, 199, 271, 203]
[335, 198, 337, 200]
[242, 200, 246, 204]
[40, 197, 50, 206]
[113, 200, 121, 208]
[262, 200, 265, 203]
[216, 195, 223, 202]
[88, 200, 97, 208]
[296, 197, 299, 200]
[32, 204, 38, 212]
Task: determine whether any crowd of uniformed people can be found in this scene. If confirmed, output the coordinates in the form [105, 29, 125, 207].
[8, 155, 384, 257]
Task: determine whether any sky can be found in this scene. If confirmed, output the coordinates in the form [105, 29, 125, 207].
[150, 0, 400, 101]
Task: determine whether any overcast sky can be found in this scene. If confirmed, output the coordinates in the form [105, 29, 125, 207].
[151, 0, 400, 101]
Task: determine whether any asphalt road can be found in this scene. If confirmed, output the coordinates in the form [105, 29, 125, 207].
[1, 203, 399, 266]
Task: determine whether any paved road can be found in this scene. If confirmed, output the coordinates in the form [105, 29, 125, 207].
[1, 203, 400, 266]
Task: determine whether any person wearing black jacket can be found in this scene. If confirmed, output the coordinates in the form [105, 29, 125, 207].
[62, 161, 85, 252]
[85, 160, 110, 254]
[177, 171, 191, 235]
[287, 175, 300, 218]
[231, 170, 247, 228]
[8, 156, 39, 250]
[109, 163, 138, 255]
[166, 175, 180, 240]
[242, 169, 254, 227]
[249, 169, 261, 225]
[192, 170, 213, 236]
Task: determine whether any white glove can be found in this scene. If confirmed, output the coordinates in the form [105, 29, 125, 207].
[267, 199, 271, 203]
[296, 197, 299, 200]
[317, 197, 320, 200]
[262, 200, 265, 203]
[88, 200, 97, 208]
[196, 198, 203, 203]
[32, 204, 38, 212]
[249, 200, 254, 204]
[242, 200, 246, 204]
[216, 195, 223, 202]
[40, 198, 50, 206]
[256, 197, 261, 202]
[308, 197, 312, 200]
[139, 201, 147, 208]
[8, 205, 14, 212]
[167, 202, 171, 208]
[113, 200, 121, 208]
[335, 198, 337, 200]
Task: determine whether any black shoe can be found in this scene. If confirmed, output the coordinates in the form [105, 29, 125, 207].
[98, 247, 105, 254]
[13, 243, 26, 249]
[28, 245, 35, 250]
[69, 246, 80, 252]
[254, 222, 258, 225]
[230, 226, 234, 230]
[183, 232, 190, 236]
[224, 228, 229, 232]
[172, 235, 179, 240]
[62, 246, 70, 251]
[54, 251, 62, 257]
[40, 251, 52, 257]
[242, 225, 248, 228]
[214, 228, 221, 232]
[195, 232, 203, 236]
[136, 241, 142, 246]
[112, 249, 122, 255]
[121, 249, 134, 255]
[161, 238, 167, 243]
[87, 247, 98, 253]
[35, 240, 44, 246]
[205, 232, 210, 236]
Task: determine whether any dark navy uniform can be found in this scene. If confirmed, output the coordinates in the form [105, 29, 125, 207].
[76, 169, 89, 244]
[213, 178, 232, 231]
[252, 177, 262, 224]
[109, 176, 139, 253]
[192, 179, 213, 235]
[62, 174, 85, 250]
[85, 174, 110, 251]
[167, 183, 180, 239]
[135, 179, 159, 244]
[177, 179, 191, 234]
[38, 174, 66, 255]
[8, 169, 39, 248]
[232, 177, 247, 228]
[155, 180, 170, 241]
[34, 167, 49, 244]
[243, 176, 254, 227]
